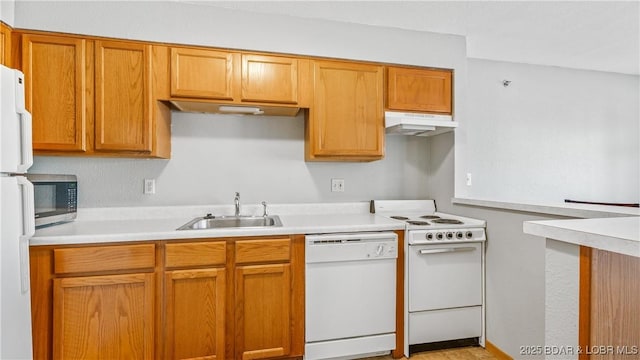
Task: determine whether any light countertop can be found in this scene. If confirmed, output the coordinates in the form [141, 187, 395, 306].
[31, 202, 405, 246]
[523, 216, 640, 258]
[452, 197, 640, 218]
[451, 197, 639, 258]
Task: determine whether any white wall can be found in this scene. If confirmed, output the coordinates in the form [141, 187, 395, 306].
[16, 2, 640, 358]
[0, 0, 14, 26]
[14, 1, 466, 69]
[425, 129, 548, 358]
[30, 112, 431, 207]
[455, 58, 640, 204]
[16, 0, 466, 208]
[429, 58, 639, 358]
[545, 240, 580, 360]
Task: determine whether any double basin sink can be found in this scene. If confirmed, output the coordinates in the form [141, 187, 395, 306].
[178, 214, 283, 230]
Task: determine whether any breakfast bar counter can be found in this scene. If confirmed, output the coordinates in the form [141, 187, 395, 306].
[523, 215, 639, 360]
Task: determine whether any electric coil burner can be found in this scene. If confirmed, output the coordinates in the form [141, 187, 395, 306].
[406, 220, 430, 226]
[370, 200, 487, 357]
[391, 216, 410, 220]
[420, 215, 440, 220]
[431, 218, 464, 225]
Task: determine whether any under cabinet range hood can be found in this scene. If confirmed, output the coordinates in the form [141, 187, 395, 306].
[384, 111, 458, 136]
[169, 100, 301, 117]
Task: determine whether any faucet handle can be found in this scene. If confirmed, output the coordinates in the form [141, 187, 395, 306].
[235, 192, 240, 198]
[262, 201, 268, 217]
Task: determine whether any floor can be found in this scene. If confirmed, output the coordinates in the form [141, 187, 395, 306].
[362, 346, 498, 360]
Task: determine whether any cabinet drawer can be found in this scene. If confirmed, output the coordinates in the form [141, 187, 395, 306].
[165, 241, 226, 268]
[235, 238, 290, 264]
[54, 244, 155, 274]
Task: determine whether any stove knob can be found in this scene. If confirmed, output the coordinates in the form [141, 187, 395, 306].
[446, 232, 454, 240]
[425, 233, 434, 241]
[466, 231, 474, 239]
[436, 232, 444, 240]
[456, 232, 464, 239]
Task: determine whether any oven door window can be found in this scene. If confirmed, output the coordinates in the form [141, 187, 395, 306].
[408, 242, 482, 312]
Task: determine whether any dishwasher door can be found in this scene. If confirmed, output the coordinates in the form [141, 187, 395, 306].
[305, 232, 397, 343]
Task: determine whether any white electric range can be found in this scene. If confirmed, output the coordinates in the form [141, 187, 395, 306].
[371, 200, 487, 356]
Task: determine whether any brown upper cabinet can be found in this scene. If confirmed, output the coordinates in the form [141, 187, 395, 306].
[94, 40, 152, 152]
[306, 60, 385, 161]
[21, 34, 89, 152]
[0, 22, 11, 66]
[387, 67, 452, 114]
[169, 46, 308, 107]
[16, 29, 454, 161]
[170, 47, 234, 100]
[20, 32, 170, 158]
[241, 54, 298, 104]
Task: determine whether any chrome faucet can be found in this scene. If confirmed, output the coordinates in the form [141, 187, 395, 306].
[234, 192, 241, 217]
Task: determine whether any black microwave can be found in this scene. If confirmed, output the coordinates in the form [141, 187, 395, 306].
[26, 174, 77, 228]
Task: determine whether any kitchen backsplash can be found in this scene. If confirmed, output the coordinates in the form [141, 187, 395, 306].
[30, 111, 432, 208]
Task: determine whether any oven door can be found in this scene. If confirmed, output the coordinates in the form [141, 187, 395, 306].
[408, 242, 482, 312]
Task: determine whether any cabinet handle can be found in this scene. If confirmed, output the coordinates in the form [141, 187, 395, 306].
[419, 247, 475, 255]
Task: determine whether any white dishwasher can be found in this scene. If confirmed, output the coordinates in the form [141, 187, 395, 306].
[305, 232, 397, 360]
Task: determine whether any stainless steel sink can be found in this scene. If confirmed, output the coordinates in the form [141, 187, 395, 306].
[177, 215, 283, 230]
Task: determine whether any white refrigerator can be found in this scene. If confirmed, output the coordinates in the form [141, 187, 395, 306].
[0, 64, 35, 359]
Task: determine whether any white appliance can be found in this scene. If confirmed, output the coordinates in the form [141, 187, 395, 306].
[0, 64, 35, 359]
[384, 111, 458, 136]
[371, 200, 486, 357]
[305, 232, 397, 360]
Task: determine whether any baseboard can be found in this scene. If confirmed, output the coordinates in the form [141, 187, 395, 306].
[486, 340, 513, 360]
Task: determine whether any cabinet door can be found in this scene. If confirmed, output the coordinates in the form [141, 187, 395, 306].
[241, 54, 298, 104]
[165, 269, 226, 360]
[53, 273, 155, 359]
[95, 40, 152, 152]
[236, 264, 291, 360]
[22, 34, 88, 152]
[310, 60, 384, 160]
[387, 67, 452, 114]
[0, 23, 10, 66]
[170, 47, 234, 100]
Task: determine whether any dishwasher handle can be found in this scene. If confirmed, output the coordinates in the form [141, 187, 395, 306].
[419, 247, 476, 255]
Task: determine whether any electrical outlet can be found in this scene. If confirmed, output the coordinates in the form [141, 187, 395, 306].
[466, 173, 472, 186]
[144, 179, 156, 194]
[331, 178, 345, 192]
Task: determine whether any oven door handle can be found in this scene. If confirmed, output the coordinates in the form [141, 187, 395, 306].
[419, 247, 476, 255]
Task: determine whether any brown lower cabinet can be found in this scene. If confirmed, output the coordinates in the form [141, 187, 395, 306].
[30, 236, 305, 360]
[579, 247, 640, 360]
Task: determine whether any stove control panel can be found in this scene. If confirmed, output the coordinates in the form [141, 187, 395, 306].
[409, 228, 486, 244]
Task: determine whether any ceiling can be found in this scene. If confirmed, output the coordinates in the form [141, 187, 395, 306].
[184, 1, 639, 75]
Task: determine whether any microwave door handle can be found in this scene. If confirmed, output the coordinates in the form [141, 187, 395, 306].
[419, 247, 476, 255]
[17, 177, 35, 293]
[17, 111, 33, 172]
